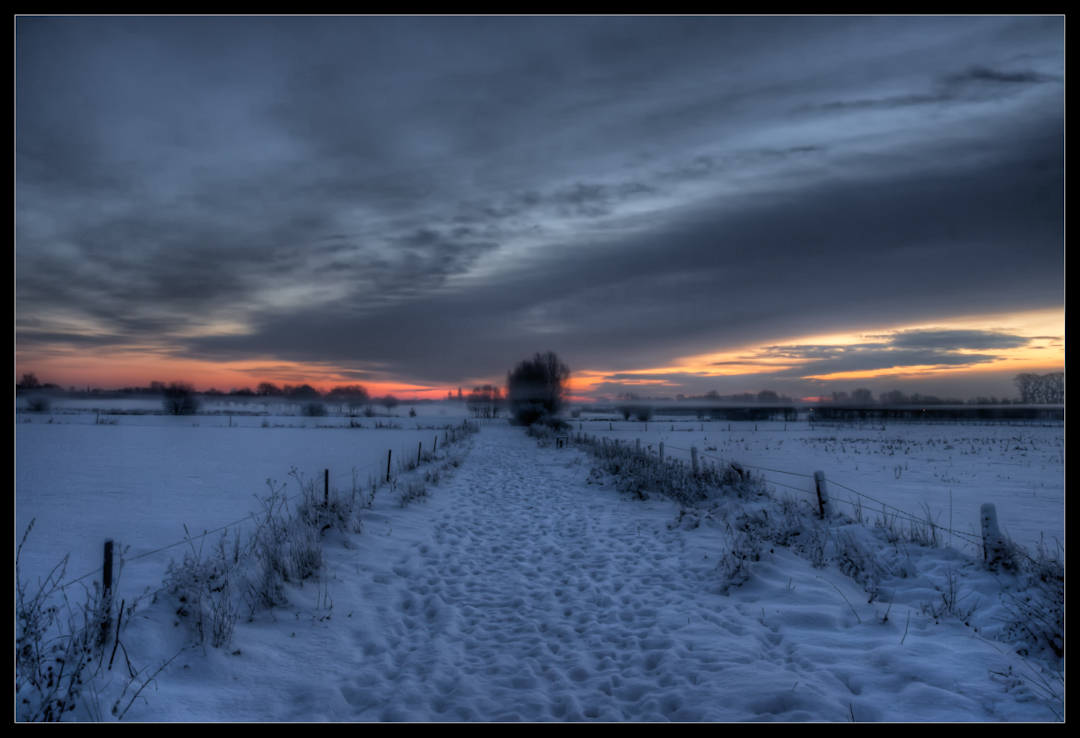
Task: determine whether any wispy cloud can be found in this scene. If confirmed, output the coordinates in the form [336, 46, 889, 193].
[748, 329, 1035, 379]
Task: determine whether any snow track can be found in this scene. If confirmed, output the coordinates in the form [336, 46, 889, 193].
[341, 426, 744, 720]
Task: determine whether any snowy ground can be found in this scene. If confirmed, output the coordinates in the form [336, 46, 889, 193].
[16, 415, 466, 592]
[15, 410, 1064, 721]
[570, 417, 1064, 556]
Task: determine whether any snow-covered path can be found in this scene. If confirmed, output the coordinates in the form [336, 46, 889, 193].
[107, 422, 1058, 722]
[341, 425, 736, 720]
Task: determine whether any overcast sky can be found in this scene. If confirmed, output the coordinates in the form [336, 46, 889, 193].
[16, 17, 1064, 400]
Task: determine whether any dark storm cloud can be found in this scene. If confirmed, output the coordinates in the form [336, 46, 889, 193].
[16, 17, 1062, 391]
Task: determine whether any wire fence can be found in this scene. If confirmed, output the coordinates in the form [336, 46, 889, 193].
[35, 420, 482, 593]
[28, 416, 1029, 594]
[576, 430, 985, 549]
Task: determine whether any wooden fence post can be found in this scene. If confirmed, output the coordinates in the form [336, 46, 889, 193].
[418, 441, 422, 466]
[387, 449, 392, 483]
[103, 539, 114, 598]
[981, 503, 1009, 568]
[813, 471, 831, 519]
[101, 538, 114, 642]
[659, 442, 664, 462]
[325, 469, 329, 505]
[731, 461, 744, 479]
[691, 446, 699, 475]
[636, 438, 641, 453]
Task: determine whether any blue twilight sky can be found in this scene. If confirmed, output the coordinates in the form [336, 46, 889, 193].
[16, 17, 1064, 399]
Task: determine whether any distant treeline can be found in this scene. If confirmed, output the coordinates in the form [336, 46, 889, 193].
[809, 404, 1063, 421]
[13, 375, 440, 407]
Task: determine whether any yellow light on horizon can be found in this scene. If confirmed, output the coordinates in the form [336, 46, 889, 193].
[569, 307, 1063, 392]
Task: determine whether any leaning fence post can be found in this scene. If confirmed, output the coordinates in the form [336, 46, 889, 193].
[981, 503, 1009, 569]
[418, 441, 422, 467]
[387, 449, 392, 483]
[434, 436, 437, 453]
[813, 471, 831, 519]
[731, 461, 744, 479]
[325, 469, 329, 505]
[691, 446, 699, 475]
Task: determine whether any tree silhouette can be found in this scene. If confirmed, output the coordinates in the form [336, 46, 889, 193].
[328, 384, 370, 414]
[507, 351, 570, 425]
[162, 382, 200, 415]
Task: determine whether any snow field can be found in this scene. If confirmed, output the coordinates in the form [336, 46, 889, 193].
[16, 415, 1063, 721]
[569, 418, 1064, 556]
[15, 418, 471, 601]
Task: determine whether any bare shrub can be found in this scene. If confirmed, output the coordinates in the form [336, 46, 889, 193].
[26, 395, 52, 413]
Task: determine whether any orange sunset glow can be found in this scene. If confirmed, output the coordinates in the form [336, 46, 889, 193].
[555, 309, 1063, 399]
[17, 307, 1062, 401]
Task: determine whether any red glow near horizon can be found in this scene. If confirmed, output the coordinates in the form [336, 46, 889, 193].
[16, 308, 1064, 401]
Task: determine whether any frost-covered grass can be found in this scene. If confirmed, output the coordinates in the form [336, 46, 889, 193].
[569, 429, 761, 505]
